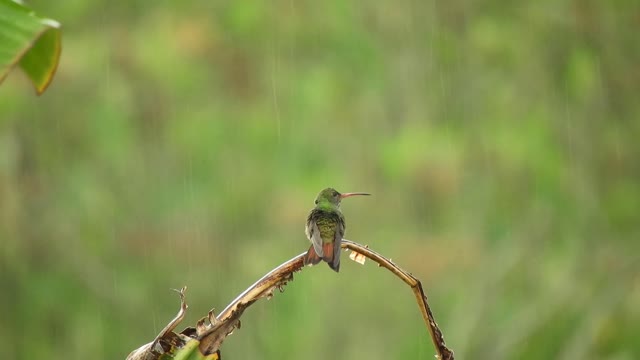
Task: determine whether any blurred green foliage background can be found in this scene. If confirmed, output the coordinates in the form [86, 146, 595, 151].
[1, 1, 639, 359]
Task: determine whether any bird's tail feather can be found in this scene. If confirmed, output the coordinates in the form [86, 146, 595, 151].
[303, 245, 322, 266]
[323, 243, 340, 273]
[326, 259, 340, 272]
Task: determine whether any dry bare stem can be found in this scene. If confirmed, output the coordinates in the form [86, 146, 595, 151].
[341, 240, 454, 360]
[126, 287, 192, 360]
[198, 239, 454, 360]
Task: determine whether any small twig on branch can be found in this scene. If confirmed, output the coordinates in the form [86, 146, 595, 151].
[153, 287, 188, 349]
[198, 239, 454, 360]
[126, 287, 191, 360]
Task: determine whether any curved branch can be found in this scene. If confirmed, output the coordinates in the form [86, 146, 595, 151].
[217, 253, 306, 320]
[341, 240, 454, 360]
[198, 240, 454, 360]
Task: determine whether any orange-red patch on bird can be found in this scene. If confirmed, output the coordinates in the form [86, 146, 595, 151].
[322, 242, 334, 263]
[304, 245, 322, 266]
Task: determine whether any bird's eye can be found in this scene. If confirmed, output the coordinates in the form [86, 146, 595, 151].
[314, 199, 318, 204]
[333, 191, 339, 197]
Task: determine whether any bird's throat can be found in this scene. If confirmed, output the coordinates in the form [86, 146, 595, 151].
[315, 201, 339, 212]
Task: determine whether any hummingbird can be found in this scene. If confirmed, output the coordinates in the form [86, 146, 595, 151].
[303, 188, 370, 272]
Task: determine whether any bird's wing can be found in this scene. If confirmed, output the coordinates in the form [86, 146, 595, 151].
[306, 216, 324, 258]
[331, 214, 346, 271]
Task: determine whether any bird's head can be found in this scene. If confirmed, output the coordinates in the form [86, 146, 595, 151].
[314, 188, 370, 208]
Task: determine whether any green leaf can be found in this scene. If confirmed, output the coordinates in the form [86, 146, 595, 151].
[171, 339, 219, 360]
[0, 0, 61, 95]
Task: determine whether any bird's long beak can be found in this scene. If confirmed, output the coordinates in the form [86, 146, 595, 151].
[340, 192, 371, 198]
